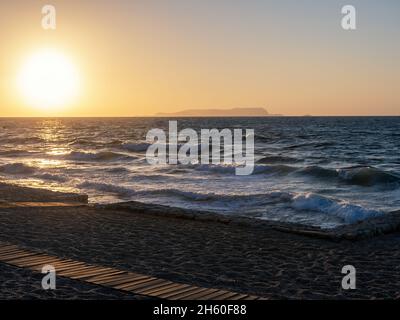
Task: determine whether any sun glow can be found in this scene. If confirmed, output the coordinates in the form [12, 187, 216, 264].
[16, 49, 80, 110]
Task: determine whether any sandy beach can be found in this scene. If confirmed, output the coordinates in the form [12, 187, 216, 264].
[2, 0, 400, 305]
[0, 182, 400, 300]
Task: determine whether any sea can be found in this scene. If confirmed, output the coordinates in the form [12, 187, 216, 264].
[0, 117, 399, 229]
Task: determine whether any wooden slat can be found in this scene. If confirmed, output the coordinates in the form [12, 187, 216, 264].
[58, 266, 101, 277]
[118, 278, 166, 291]
[156, 284, 198, 298]
[140, 283, 188, 296]
[89, 273, 133, 286]
[114, 276, 156, 290]
[3, 252, 38, 263]
[169, 287, 214, 300]
[241, 295, 260, 300]
[0, 248, 31, 257]
[6, 254, 48, 263]
[210, 291, 240, 300]
[47, 261, 87, 271]
[172, 287, 215, 300]
[197, 290, 231, 300]
[29, 259, 82, 271]
[0, 244, 18, 250]
[56, 263, 95, 273]
[9, 255, 55, 266]
[57, 266, 96, 277]
[0, 245, 19, 254]
[84, 270, 126, 283]
[70, 268, 118, 280]
[228, 293, 250, 300]
[66, 266, 113, 278]
[160, 286, 205, 299]
[107, 275, 152, 288]
[145, 283, 191, 298]
[0, 242, 263, 300]
[135, 281, 176, 295]
[0, 249, 27, 259]
[79, 270, 125, 281]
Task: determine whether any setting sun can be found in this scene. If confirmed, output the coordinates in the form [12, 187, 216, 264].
[16, 49, 80, 110]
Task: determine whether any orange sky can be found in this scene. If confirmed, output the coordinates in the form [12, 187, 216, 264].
[1, 0, 399, 116]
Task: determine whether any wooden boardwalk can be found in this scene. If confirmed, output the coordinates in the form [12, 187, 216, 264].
[0, 243, 263, 300]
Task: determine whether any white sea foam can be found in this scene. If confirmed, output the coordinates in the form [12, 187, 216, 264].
[75, 179, 382, 224]
[291, 193, 384, 223]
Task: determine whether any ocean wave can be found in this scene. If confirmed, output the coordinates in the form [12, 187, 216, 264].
[187, 162, 318, 177]
[77, 181, 136, 196]
[151, 189, 385, 224]
[34, 173, 69, 182]
[77, 181, 292, 203]
[120, 141, 204, 153]
[68, 138, 94, 146]
[254, 134, 272, 142]
[297, 165, 400, 187]
[74, 181, 383, 224]
[0, 162, 69, 183]
[0, 150, 39, 157]
[64, 151, 134, 162]
[337, 166, 400, 186]
[161, 162, 400, 188]
[192, 163, 295, 175]
[77, 182, 221, 200]
[143, 189, 286, 202]
[162, 189, 292, 203]
[285, 141, 335, 149]
[3, 137, 44, 145]
[258, 155, 301, 164]
[298, 166, 338, 178]
[291, 193, 383, 224]
[104, 167, 132, 174]
[69, 139, 124, 148]
[121, 142, 151, 152]
[147, 189, 220, 201]
[0, 163, 36, 174]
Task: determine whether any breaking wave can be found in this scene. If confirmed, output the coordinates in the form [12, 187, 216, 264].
[291, 193, 384, 223]
[76, 181, 383, 224]
[192, 163, 400, 187]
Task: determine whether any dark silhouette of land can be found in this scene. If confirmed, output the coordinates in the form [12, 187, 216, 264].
[156, 107, 281, 117]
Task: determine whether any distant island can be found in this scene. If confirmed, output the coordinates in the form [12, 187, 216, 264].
[156, 107, 281, 117]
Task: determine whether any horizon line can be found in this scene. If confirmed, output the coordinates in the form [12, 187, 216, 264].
[0, 115, 400, 118]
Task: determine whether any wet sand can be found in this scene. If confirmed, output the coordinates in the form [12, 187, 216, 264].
[1, 182, 400, 299]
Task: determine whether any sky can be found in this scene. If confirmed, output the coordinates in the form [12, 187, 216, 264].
[0, 0, 399, 116]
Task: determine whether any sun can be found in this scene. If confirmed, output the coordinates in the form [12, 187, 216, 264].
[16, 49, 80, 110]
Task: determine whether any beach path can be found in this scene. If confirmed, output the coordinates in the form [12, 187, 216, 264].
[0, 242, 263, 300]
